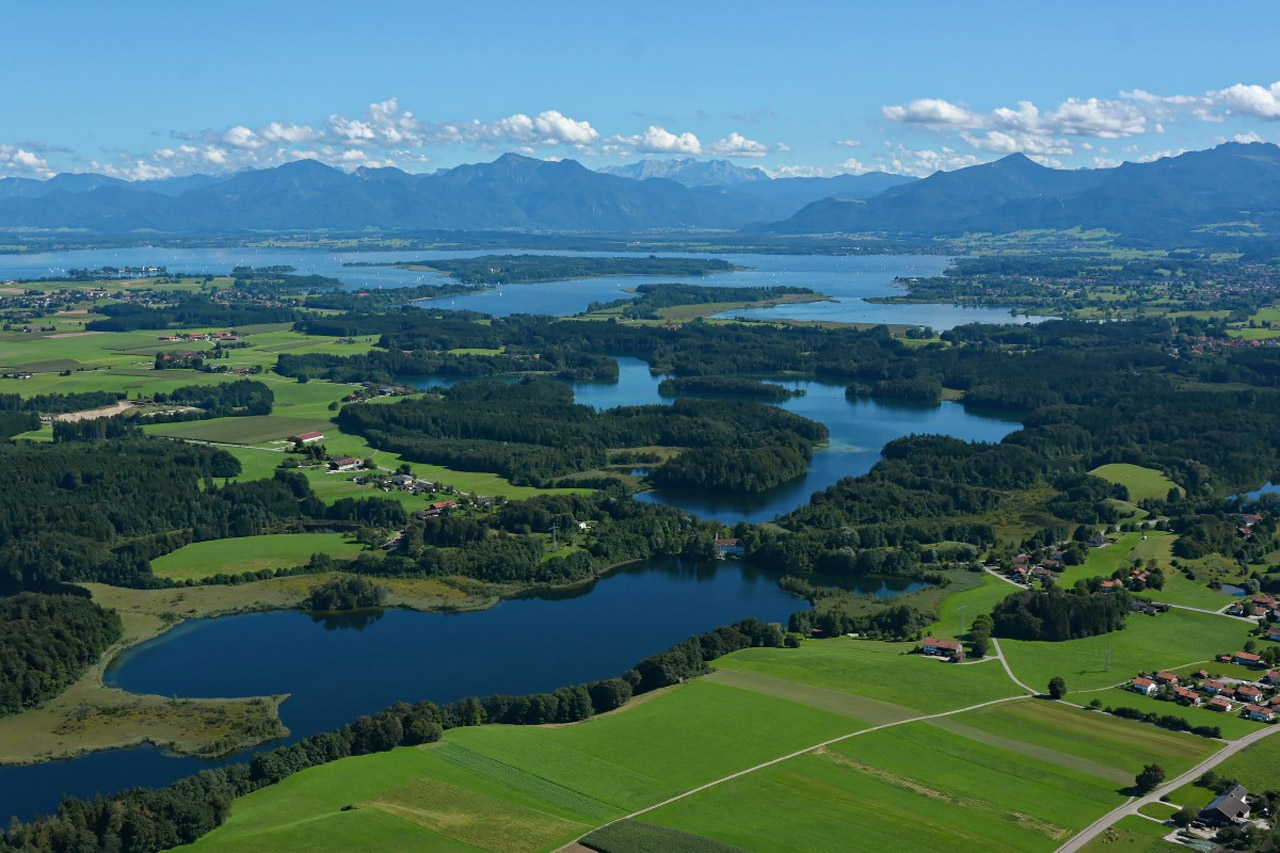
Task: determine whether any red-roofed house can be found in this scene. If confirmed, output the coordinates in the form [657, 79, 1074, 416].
[1245, 704, 1275, 722]
[1175, 686, 1202, 706]
[1237, 685, 1264, 703]
[1155, 671, 1179, 685]
[291, 431, 325, 444]
[1264, 670, 1280, 686]
[920, 637, 965, 662]
[1209, 696, 1235, 713]
[1130, 677, 1158, 696]
[1233, 651, 1264, 667]
[1202, 681, 1228, 695]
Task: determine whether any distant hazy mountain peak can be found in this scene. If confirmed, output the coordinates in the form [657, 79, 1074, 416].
[600, 158, 770, 187]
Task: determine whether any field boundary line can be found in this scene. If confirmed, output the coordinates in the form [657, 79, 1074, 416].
[567, 691, 1031, 846]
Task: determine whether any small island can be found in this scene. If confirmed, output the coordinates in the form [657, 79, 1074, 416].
[658, 376, 805, 401]
[344, 254, 743, 283]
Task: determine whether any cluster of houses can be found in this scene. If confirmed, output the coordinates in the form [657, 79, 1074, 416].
[1001, 533, 1112, 585]
[1129, 657, 1280, 722]
[157, 331, 241, 343]
[342, 382, 416, 402]
[1239, 512, 1265, 538]
[1225, 591, 1280, 620]
[919, 637, 966, 662]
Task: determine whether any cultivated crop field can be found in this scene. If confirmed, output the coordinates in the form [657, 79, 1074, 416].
[642, 699, 1212, 853]
[180, 634, 1235, 853]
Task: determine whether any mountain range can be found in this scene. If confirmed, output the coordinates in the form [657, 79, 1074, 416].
[1, 143, 1278, 242]
[766, 142, 1280, 242]
[0, 155, 910, 234]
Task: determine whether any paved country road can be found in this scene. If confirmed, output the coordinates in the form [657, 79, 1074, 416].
[1056, 722, 1280, 853]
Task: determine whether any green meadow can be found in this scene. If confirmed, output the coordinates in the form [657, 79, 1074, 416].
[1077, 816, 1183, 853]
[707, 639, 1024, 713]
[150, 533, 367, 582]
[1000, 607, 1250, 693]
[644, 699, 1214, 853]
[176, 631, 1238, 853]
[1089, 463, 1180, 502]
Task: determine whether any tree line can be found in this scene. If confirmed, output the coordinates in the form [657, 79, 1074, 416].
[0, 592, 122, 717]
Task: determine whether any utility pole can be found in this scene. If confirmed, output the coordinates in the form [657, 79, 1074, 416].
[1104, 646, 1112, 672]
[549, 522, 559, 550]
[958, 604, 967, 636]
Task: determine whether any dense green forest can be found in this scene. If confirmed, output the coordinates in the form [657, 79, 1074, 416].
[146, 379, 274, 419]
[0, 593, 122, 716]
[302, 576, 386, 611]
[334, 377, 827, 488]
[0, 444, 402, 592]
[276, 346, 617, 384]
[657, 376, 803, 400]
[0, 391, 125, 415]
[351, 254, 740, 284]
[990, 588, 1133, 641]
[85, 298, 300, 331]
[303, 282, 478, 311]
[584, 282, 815, 320]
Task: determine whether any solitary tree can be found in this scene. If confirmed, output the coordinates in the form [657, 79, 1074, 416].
[1048, 676, 1067, 700]
[1135, 763, 1166, 793]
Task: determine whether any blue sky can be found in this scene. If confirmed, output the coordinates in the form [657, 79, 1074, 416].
[3, 0, 1280, 180]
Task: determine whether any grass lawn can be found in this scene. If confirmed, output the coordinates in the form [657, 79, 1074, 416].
[926, 572, 1019, 639]
[1056, 531, 1146, 588]
[185, 679, 859, 852]
[1053, 531, 1240, 610]
[1098, 688, 1260, 739]
[149, 415, 334, 445]
[1000, 608, 1251, 692]
[181, 748, 486, 853]
[1077, 816, 1183, 853]
[1089, 463, 1180, 501]
[150, 533, 367, 581]
[646, 709, 1155, 853]
[712, 638, 1023, 714]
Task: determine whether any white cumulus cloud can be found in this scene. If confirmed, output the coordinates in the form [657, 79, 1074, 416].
[0, 145, 54, 177]
[1214, 82, 1280, 119]
[708, 132, 769, 157]
[617, 125, 703, 155]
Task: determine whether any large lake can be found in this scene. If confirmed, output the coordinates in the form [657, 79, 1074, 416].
[0, 559, 922, 821]
[0, 248, 1048, 329]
